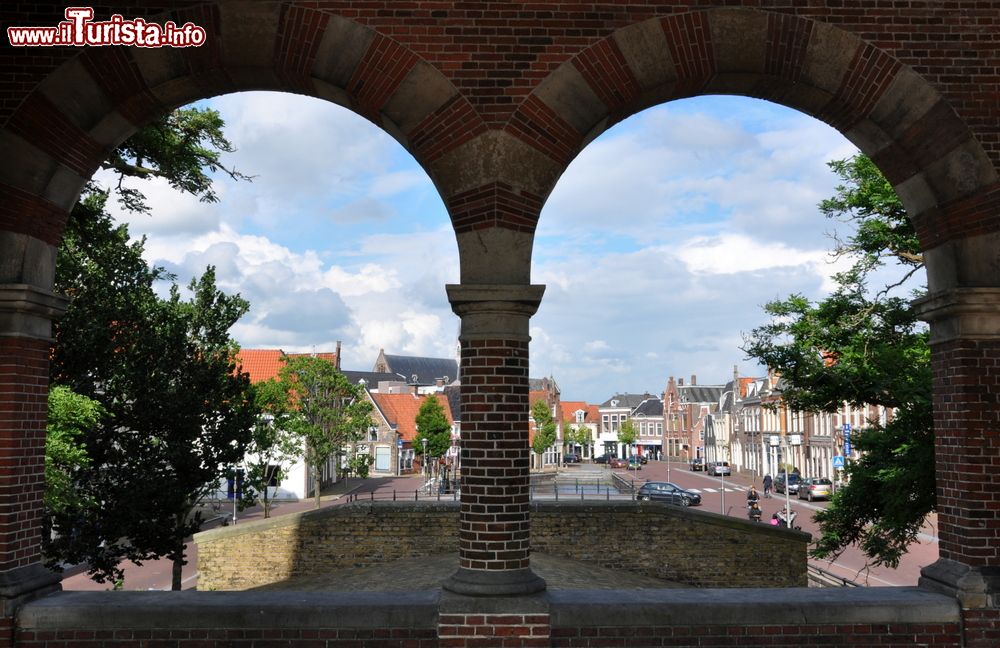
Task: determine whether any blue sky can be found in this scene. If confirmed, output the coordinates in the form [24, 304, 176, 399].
[101, 92, 871, 404]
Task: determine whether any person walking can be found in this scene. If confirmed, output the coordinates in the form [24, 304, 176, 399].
[763, 473, 773, 499]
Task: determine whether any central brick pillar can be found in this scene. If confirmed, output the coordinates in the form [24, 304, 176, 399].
[915, 287, 1000, 648]
[442, 284, 546, 596]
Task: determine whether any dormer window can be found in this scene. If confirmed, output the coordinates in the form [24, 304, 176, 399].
[575, 410, 585, 423]
[611, 400, 619, 407]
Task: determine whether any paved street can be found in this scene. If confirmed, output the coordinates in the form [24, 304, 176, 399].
[600, 458, 937, 587]
[62, 461, 937, 591]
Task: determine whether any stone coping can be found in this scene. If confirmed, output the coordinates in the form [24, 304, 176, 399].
[17, 590, 440, 629]
[194, 499, 810, 544]
[18, 587, 958, 630]
[546, 586, 960, 626]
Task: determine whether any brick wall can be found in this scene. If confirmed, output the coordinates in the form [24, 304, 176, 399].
[195, 500, 807, 591]
[0, 337, 50, 573]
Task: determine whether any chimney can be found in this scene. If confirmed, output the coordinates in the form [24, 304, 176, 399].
[335, 340, 342, 370]
[690, 374, 697, 386]
[679, 378, 684, 386]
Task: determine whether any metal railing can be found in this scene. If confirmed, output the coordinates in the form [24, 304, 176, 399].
[344, 476, 640, 504]
[807, 564, 861, 587]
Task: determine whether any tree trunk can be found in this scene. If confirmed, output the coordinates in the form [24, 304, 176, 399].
[171, 539, 184, 591]
[313, 465, 321, 509]
[263, 487, 271, 518]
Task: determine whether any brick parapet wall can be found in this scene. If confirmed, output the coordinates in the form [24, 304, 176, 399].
[195, 500, 807, 591]
[14, 586, 962, 648]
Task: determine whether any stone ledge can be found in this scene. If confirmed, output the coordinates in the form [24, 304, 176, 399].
[547, 586, 960, 627]
[17, 590, 440, 630]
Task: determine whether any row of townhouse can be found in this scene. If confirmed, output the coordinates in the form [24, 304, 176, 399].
[229, 347, 462, 502]
[698, 368, 890, 483]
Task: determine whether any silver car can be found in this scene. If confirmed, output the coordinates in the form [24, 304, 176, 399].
[798, 477, 832, 501]
[707, 461, 731, 476]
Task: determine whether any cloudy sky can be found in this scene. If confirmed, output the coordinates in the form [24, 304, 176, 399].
[100, 92, 867, 404]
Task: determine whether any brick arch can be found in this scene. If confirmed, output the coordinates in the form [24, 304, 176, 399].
[0, 4, 485, 251]
[506, 8, 999, 258]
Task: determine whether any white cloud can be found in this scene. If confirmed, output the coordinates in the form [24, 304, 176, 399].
[108, 92, 882, 404]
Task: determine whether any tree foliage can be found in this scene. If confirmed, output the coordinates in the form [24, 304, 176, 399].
[277, 355, 372, 508]
[102, 106, 251, 214]
[414, 395, 452, 459]
[617, 418, 638, 450]
[46, 107, 259, 590]
[742, 153, 932, 568]
[531, 399, 558, 456]
[242, 379, 303, 519]
[45, 386, 103, 516]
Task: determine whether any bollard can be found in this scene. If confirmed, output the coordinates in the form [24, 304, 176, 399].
[393, 490, 396, 501]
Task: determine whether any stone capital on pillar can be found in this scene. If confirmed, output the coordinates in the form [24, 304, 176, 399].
[913, 287, 1000, 345]
[0, 284, 69, 341]
[446, 284, 545, 340]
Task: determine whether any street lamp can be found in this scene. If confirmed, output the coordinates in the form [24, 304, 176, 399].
[422, 437, 429, 485]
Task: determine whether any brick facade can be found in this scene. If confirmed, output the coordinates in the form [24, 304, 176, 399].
[3, 3, 1000, 645]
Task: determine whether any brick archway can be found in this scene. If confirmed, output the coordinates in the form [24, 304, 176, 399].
[2, 4, 1000, 646]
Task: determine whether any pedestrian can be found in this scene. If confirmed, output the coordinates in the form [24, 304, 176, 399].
[763, 473, 773, 499]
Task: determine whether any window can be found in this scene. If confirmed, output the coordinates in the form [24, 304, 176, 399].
[576, 410, 585, 423]
[368, 427, 379, 442]
[375, 446, 390, 472]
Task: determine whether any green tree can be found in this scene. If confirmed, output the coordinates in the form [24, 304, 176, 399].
[618, 418, 638, 456]
[48, 268, 257, 590]
[102, 106, 250, 214]
[278, 355, 372, 509]
[44, 386, 103, 516]
[531, 399, 558, 460]
[242, 379, 303, 519]
[46, 107, 260, 590]
[563, 422, 592, 455]
[742, 153, 931, 568]
[414, 395, 452, 476]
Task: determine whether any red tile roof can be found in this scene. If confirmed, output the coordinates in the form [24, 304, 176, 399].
[371, 392, 453, 442]
[236, 349, 339, 384]
[560, 401, 599, 424]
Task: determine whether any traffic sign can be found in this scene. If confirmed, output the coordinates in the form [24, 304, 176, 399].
[396, 439, 404, 448]
[843, 423, 851, 433]
[832, 456, 845, 469]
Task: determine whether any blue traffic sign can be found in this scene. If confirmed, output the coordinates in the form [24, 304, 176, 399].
[832, 456, 845, 469]
[397, 439, 404, 448]
[843, 423, 851, 433]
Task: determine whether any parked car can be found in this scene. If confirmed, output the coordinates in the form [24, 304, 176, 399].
[636, 481, 702, 507]
[774, 472, 801, 495]
[563, 452, 581, 464]
[707, 461, 731, 476]
[689, 458, 705, 471]
[609, 457, 628, 469]
[798, 477, 832, 501]
[627, 456, 643, 470]
[594, 453, 616, 464]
